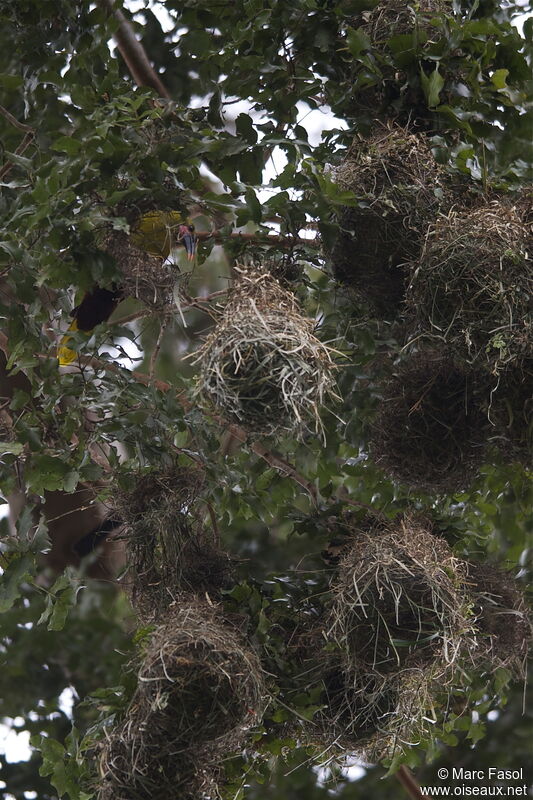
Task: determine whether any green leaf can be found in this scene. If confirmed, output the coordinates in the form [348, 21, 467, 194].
[0, 73, 23, 88]
[34, 733, 89, 798]
[420, 65, 444, 108]
[3, 151, 33, 169]
[0, 441, 24, 455]
[346, 27, 371, 58]
[25, 454, 71, 493]
[38, 573, 80, 631]
[235, 113, 258, 144]
[0, 553, 34, 612]
[51, 136, 83, 155]
[491, 68, 509, 90]
[63, 470, 80, 494]
[244, 186, 262, 223]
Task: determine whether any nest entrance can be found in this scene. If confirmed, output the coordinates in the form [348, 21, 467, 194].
[487, 359, 533, 462]
[320, 667, 398, 744]
[196, 268, 338, 439]
[137, 610, 262, 746]
[328, 125, 449, 315]
[371, 352, 489, 491]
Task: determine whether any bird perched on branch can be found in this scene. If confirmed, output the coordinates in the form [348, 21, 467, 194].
[131, 210, 197, 261]
[57, 286, 123, 366]
[57, 210, 197, 366]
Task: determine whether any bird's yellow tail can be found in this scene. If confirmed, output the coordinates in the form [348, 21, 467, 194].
[57, 319, 83, 366]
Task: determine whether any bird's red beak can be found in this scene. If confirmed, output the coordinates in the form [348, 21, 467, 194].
[178, 224, 197, 261]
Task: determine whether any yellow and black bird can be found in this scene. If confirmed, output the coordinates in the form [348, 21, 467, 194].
[57, 211, 197, 366]
[57, 286, 123, 366]
[131, 210, 196, 261]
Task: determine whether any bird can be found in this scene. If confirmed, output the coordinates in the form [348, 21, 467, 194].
[131, 210, 197, 261]
[57, 211, 197, 366]
[57, 286, 123, 366]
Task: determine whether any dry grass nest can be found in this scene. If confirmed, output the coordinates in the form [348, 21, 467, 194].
[97, 723, 217, 800]
[99, 228, 176, 310]
[328, 124, 450, 315]
[358, 0, 451, 42]
[328, 515, 474, 676]
[292, 516, 476, 761]
[297, 516, 531, 765]
[370, 350, 490, 491]
[405, 201, 533, 371]
[467, 562, 532, 677]
[116, 469, 232, 620]
[345, 1, 456, 127]
[195, 268, 339, 439]
[485, 358, 533, 462]
[97, 601, 266, 800]
[316, 662, 452, 764]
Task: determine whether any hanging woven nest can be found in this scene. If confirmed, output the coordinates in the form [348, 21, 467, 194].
[358, 0, 451, 41]
[97, 720, 215, 800]
[486, 358, 533, 462]
[97, 601, 265, 800]
[323, 663, 450, 763]
[328, 515, 474, 676]
[98, 228, 176, 310]
[405, 200, 532, 371]
[297, 515, 531, 766]
[467, 562, 532, 677]
[370, 350, 489, 491]
[196, 268, 339, 439]
[116, 468, 232, 620]
[312, 516, 478, 762]
[327, 125, 450, 315]
[345, 0, 455, 125]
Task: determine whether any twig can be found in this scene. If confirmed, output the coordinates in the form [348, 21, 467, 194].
[252, 440, 319, 502]
[110, 308, 153, 327]
[45, 350, 320, 503]
[108, 293, 227, 330]
[396, 766, 425, 800]
[0, 104, 34, 133]
[0, 119, 35, 180]
[149, 313, 169, 379]
[335, 484, 386, 520]
[205, 502, 220, 546]
[97, 0, 170, 98]
[196, 230, 320, 248]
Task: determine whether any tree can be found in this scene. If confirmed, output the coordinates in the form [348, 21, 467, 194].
[0, 0, 531, 798]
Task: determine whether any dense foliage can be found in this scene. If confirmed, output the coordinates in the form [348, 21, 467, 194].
[0, 0, 531, 798]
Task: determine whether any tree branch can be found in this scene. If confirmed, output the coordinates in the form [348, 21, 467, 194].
[0, 106, 35, 181]
[97, 0, 171, 98]
[0, 104, 34, 134]
[50, 351, 321, 503]
[396, 766, 425, 800]
[196, 230, 320, 248]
